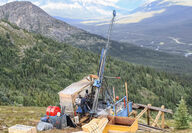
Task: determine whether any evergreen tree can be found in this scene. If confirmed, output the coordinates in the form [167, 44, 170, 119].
[174, 97, 190, 129]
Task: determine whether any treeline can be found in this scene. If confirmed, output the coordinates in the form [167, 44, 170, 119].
[0, 24, 192, 113]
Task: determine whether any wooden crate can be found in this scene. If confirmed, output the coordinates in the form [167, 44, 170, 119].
[8, 124, 37, 133]
[82, 118, 108, 133]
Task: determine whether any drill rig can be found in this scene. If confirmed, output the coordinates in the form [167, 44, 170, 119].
[90, 10, 116, 115]
[58, 10, 119, 117]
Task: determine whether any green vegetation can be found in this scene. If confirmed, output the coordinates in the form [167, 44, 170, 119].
[0, 21, 192, 114]
[174, 98, 190, 129]
[0, 106, 45, 128]
[68, 32, 192, 76]
[0, 106, 79, 132]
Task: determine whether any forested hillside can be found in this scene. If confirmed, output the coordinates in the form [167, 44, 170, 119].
[0, 21, 192, 113]
[1, 1, 192, 76]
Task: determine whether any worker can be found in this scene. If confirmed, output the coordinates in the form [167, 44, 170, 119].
[85, 89, 89, 98]
[56, 112, 61, 129]
[75, 95, 81, 106]
[84, 90, 91, 109]
[80, 95, 86, 115]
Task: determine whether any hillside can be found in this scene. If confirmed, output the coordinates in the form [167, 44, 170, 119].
[0, 21, 192, 113]
[1, 1, 192, 75]
[0, 1, 83, 42]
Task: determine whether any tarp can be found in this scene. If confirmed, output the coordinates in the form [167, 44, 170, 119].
[58, 77, 93, 95]
[37, 122, 53, 131]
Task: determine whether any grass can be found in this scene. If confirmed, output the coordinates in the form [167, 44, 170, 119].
[0, 106, 81, 133]
[0, 106, 45, 132]
[0, 106, 191, 133]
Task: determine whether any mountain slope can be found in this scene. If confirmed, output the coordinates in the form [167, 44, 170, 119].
[0, 1, 84, 42]
[1, 1, 192, 76]
[0, 20, 192, 112]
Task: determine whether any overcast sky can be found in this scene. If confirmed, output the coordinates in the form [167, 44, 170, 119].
[0, 0, 192, 19]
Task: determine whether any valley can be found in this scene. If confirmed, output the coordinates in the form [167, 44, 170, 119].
[65, 0, 192, 59]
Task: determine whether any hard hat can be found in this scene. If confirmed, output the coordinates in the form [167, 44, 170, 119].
[116, 96, 119, 100]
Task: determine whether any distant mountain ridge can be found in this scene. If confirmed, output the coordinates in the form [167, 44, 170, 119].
[1, 1, 192, 75]
[0, 1, 84, 42]
[72, 0, 192, 58]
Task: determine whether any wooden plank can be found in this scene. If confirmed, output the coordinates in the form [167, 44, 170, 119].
[98, 118, 109, 131]
[133, 103, 173, 114]
[152, 105, 164, 127]
[79, 116, 89, 124]
[108, 116, 135, 126]
[136, 107, 147, 119]
[128, 110, 137, 117]
[90, 74, 98, 79]
[161, 106, 165, 129]
[82, 118, 108, 133]
[113, 87, 116, 115]
[149, 115, 160, 128]
[125, 82, 129, 115]
[113, 87, 116, 103]
[138, 123, 166, 132]
[147, 104, 151, 126]
[136, 104, 151, 120]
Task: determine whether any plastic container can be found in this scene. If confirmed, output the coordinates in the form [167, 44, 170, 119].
[46, 106, 61, 116]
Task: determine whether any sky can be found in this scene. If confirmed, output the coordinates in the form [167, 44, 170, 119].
[0, 0, 149, 19]
[0, 0, 192, 20]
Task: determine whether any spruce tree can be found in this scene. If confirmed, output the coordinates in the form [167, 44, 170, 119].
[174, 97, 190, 129]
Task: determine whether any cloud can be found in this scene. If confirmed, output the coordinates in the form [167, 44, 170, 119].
[0, 0, 40, 6]
[116, 9, 165, 24]
[7, 0, 16, 3]
[143, 0, 158, 5]
[0, 2, 5, 6]
[32, 1, 41, 6]
[41, 2, 82, 10]
[81, 9, 166, 25]
[85, 6, 112, 16]
[40, 0, 121, 19]
[71, 0, 119, 8]
[0, 0, 13, 5]
[161, 0, 192, 6]
[3, 0, 170, 20]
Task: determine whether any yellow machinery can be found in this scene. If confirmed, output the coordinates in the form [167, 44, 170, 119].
[103, 116, 138, 133]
